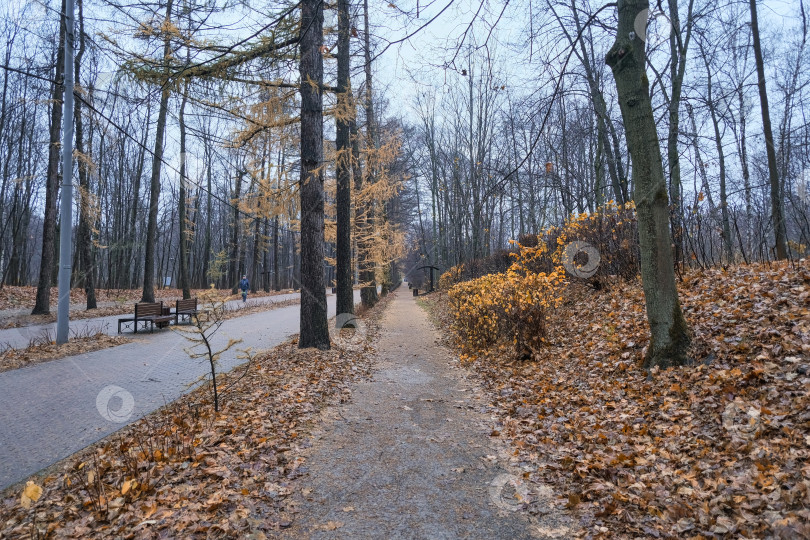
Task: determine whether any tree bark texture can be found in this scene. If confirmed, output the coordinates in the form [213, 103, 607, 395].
[141, 0, 174, 303]
[32, 0, 67, 315]
[298, 0, 330, 349]
[606, 0, 690, 368]
[335, 0, 353, 317]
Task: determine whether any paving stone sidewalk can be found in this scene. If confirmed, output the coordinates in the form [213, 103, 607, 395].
[284, 291, 575, 539]
[0, 290, 358, 491]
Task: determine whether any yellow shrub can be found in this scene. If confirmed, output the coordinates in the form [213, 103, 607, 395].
[438, 264, 464, 290]
[447, 242, 565, 358]
[445, 202, 637, 359]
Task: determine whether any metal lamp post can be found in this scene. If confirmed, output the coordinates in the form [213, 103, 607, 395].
[56, 0, 75, 345]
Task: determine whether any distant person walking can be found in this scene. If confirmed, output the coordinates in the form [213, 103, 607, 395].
[239, 275, 249, 302]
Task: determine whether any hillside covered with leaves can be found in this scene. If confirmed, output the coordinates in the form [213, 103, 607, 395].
[426, 260, 810, 538]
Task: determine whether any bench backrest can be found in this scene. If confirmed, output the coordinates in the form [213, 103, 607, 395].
[135, 302, 163, 318]
[176, 298, 197, 312]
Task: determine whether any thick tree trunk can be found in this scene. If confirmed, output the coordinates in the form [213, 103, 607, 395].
[32, 0, 67, 315]
[141, 0, 174, 303]
[749, 0, 788, 260]
[335, 0, 353, 317]
[606, 0, 690, 368]
[298, 0, 330, 349]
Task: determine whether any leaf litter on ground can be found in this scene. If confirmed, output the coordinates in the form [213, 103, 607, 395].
[424, 260, 810, 539]
[0, 294, 390, 538]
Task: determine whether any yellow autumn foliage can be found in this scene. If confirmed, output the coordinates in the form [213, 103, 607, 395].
[447, 241, 565, 359]
[438, 264, 464, 290]
[445, 201, 639, 359]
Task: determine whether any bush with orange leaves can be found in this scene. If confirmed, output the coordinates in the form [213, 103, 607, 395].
[448, 241, 565, 359]
[438, 264, 464, 290]
[440, 201, 639, 288]
[536, 201, 638, 279]
[445, 202, 638, 358]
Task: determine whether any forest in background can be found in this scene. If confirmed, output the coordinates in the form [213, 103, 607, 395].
[0, 0, 408, 314]
[0, 0, 808, 323]
[1, 1, 810, 536]
[403, 0, 809, 279]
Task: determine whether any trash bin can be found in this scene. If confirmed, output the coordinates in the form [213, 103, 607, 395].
[413, 288, 419, 296]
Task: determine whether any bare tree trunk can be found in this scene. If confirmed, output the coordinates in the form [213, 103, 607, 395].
[141, 0, 174, 302]
[749, 0, 788, 259]
[352, 111, 375, 306]
[0, 30, 17, 278]
[229, 171, 243, 294]
[360, 0, 379, 308]
[554, 0, 625, 205]
[250, 159, 263, 293]
[736, 80, 753, 251]
[686, 102, 716, 210]
[606, 0, 690, 368]
[127, 101, 149, 289]
[73, 0, 96, 309]
[262, 217, 270, 292]
[33, 0, 67, 315]
[666, 0, 695, 269]
[298, 0, 330, 349]
[335, 0, 353, 317]
[202, 138, 212, 287]
[273, 216, 280, 290]
[178, 80, 191, 299]
[700, 46, 733, 262]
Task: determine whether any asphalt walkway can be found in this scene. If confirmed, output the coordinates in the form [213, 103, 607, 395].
[0, 290, 358, 490]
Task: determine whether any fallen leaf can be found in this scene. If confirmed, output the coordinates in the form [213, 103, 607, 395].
[20, 481, 42, 509]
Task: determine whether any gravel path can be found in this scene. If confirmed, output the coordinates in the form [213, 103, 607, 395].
[284, 290, 575, 539]
[0, 290, 357, 491]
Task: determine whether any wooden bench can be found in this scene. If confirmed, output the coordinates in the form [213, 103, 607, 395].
[117, 302, 175, 333]
[174, 298, 198, 325]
